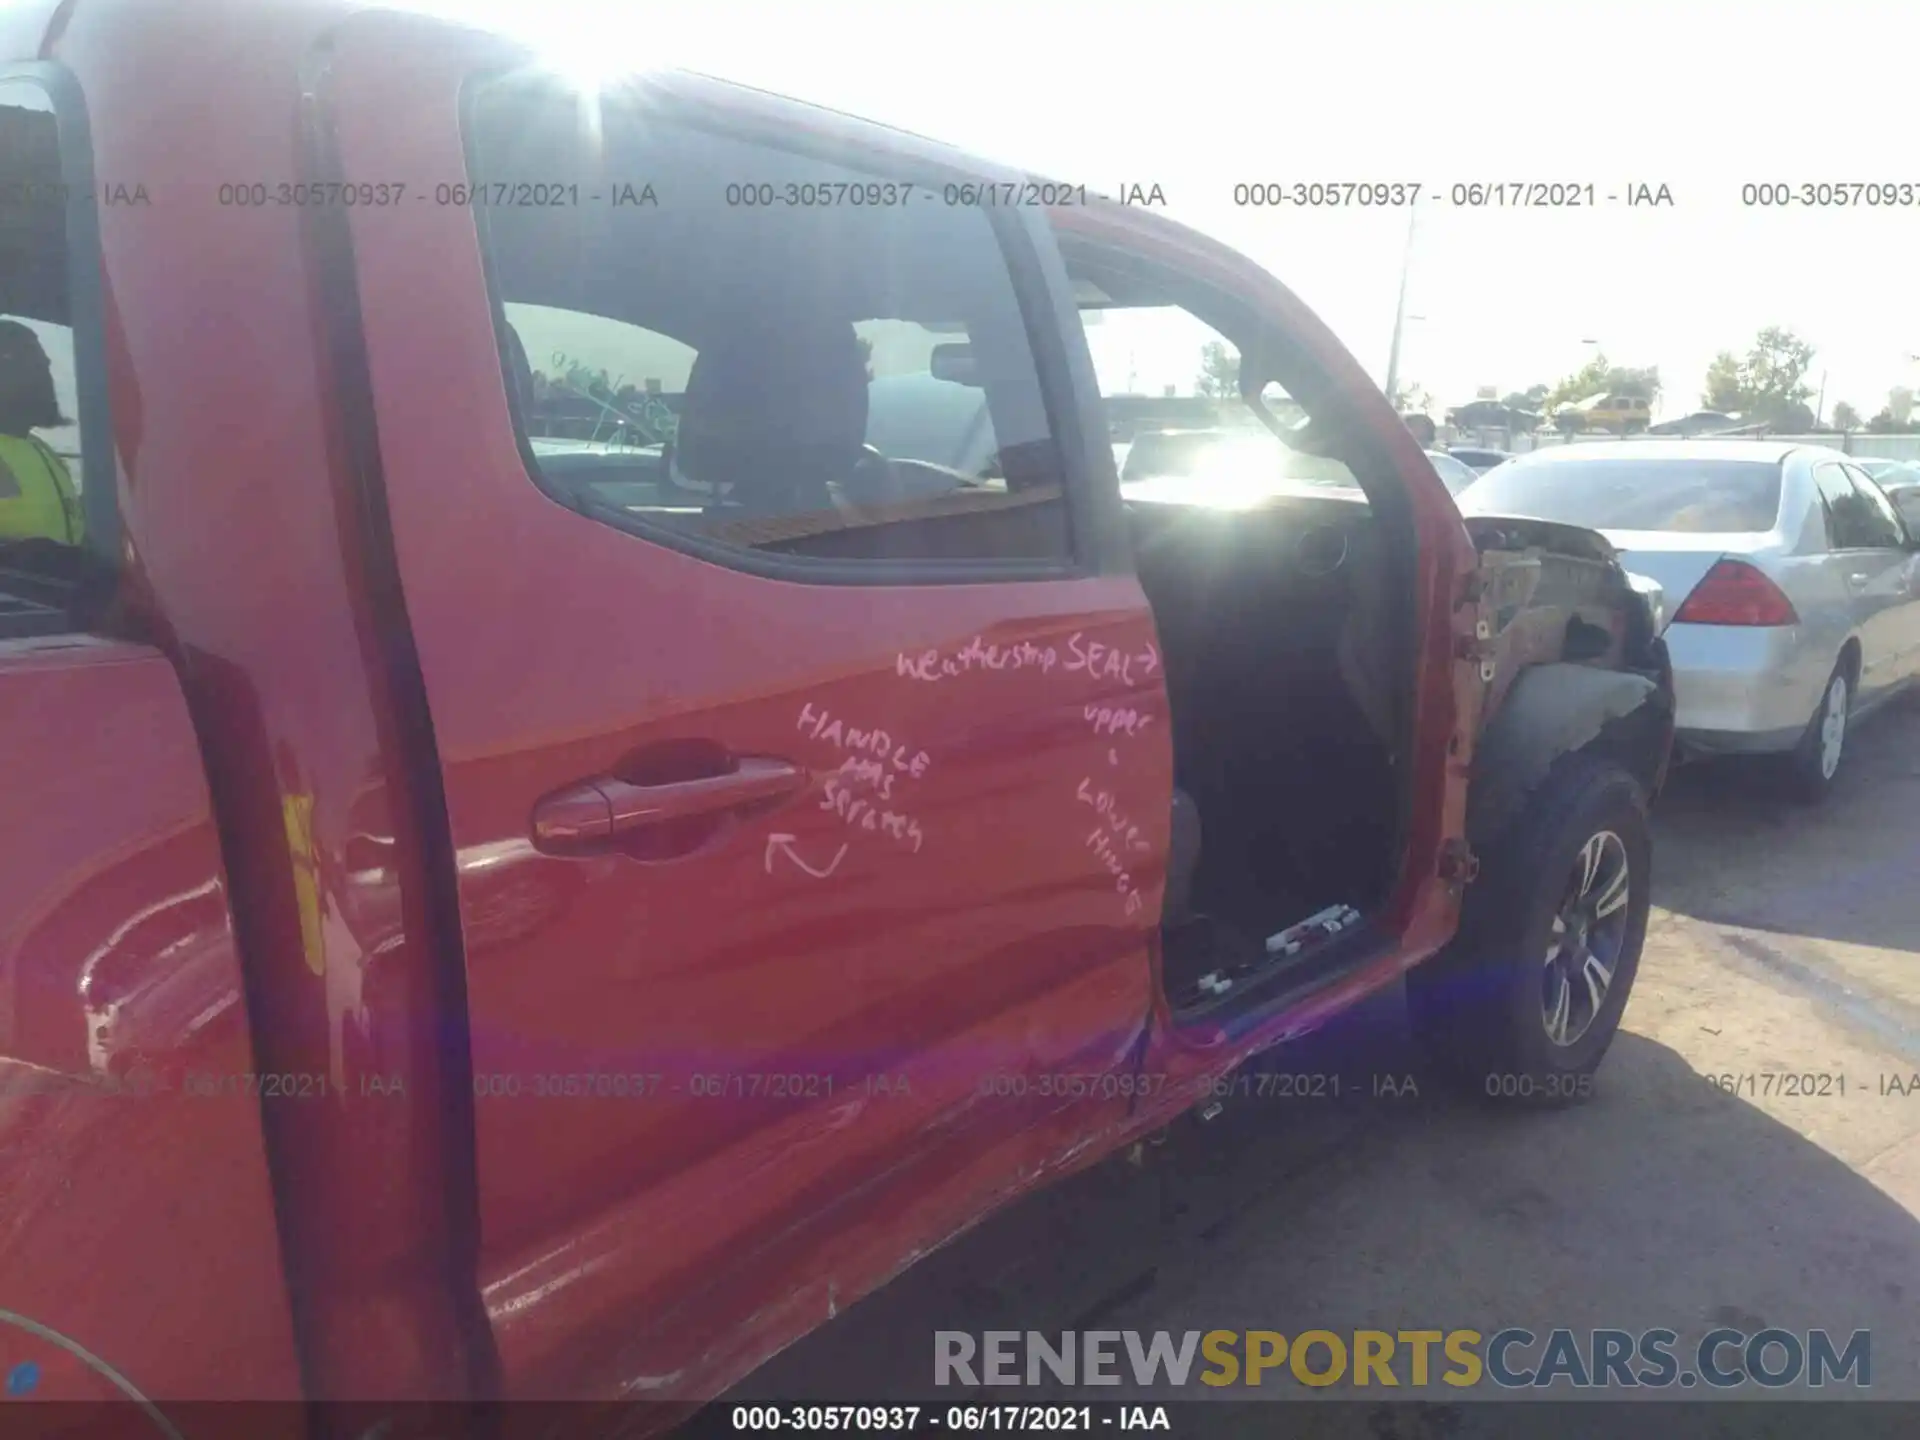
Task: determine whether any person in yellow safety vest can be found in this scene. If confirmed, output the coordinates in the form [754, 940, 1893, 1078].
[0, 319, 83, 545]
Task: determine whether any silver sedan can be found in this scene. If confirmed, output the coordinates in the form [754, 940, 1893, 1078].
[1458, 440, 1920, 799]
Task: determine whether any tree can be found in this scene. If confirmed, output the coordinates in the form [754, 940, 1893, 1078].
[1195, 340, 1240, 400]
[1744, 327, 1817, 418]
[1867, 393, 1920, 434]
[560, 360, 615, 398]
[1774, 401, 1816, 434]
[1545, 355, 1661, 412]
[1391, 379, 1433, 414]
[1702, 351, 1744, 412]
[1830, 401, 1861, 433]
[1547, 352, 1611, 411]
[1500, 385, 1550, 413]
[1587, 364, 1661, 405]
[1697, 327, 1817, 427]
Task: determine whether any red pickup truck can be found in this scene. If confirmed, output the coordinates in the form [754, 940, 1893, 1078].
[0, 0, 1673, 1425]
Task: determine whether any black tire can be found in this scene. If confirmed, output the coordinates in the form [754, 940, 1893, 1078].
[1777, 658, 1852, 804]
[1408, 753, 1652, 1108]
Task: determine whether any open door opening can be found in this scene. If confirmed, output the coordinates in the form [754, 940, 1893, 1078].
[1062, 241, 1427, 1025]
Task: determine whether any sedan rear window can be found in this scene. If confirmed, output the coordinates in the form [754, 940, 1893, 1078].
[1459, 458, 1783, 532]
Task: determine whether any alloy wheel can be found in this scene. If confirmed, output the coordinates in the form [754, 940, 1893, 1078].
[1542, 830, 1631, 1047]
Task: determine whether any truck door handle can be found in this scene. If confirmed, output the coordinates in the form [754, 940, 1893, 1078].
[1847, 573, 1870, 592]
[531, 756, 808, 855]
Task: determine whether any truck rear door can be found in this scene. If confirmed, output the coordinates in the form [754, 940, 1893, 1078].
[311, 13, 1172, 1400]
[0, 74, 300, 1407]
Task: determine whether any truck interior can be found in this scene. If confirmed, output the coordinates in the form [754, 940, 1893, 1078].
[1058, 241, 1426, 1025]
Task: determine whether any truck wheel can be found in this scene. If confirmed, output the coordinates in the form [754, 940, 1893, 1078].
[1778, 661, 1851, 804]
[1408, 753, 1651, 1107]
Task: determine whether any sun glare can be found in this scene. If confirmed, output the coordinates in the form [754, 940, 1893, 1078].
[530, 38, 620, 98]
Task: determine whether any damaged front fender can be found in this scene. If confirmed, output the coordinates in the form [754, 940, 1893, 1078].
[1467, 662, 1673, 844]
[1461, 513, 1677, 844]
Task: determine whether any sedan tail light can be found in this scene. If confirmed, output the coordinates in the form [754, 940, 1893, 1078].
[1672, 559, 1799, 626]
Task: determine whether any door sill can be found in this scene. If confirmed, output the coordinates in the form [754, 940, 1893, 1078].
[1165, 911, 1387, 1045]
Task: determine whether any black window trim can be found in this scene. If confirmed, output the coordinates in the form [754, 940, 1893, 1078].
[456, 64, 1104, 588]
[0, 61, 119, 640]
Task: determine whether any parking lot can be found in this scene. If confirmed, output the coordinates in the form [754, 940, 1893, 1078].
[732, 698, 1920, 1419]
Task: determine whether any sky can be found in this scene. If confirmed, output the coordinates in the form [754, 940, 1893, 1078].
[436, 0, 1920, 422]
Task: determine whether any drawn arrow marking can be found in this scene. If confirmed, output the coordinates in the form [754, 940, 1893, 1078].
[764, 833, 849, 879]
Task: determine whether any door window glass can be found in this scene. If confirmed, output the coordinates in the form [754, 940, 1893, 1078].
[1816, 462, 1894, 549]
[1840, 464, 1907, 548]
[0, 81, 95, 637]
[467, 77, 1069, 567]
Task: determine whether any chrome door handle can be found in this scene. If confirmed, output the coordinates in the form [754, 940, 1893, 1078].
[602, 759, 808, 831]
[531, 756, 808, 855]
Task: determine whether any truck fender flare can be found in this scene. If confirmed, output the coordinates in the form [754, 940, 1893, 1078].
[1466, 662, 1670, 846]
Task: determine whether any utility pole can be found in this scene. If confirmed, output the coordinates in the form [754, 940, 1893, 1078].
[1383, 202, 1419, 407]
[1815, 370, 1827, 428]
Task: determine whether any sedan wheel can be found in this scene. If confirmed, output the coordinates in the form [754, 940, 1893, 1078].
[1817, 675, 1848, 780]
[1781, 662, 1852, 802]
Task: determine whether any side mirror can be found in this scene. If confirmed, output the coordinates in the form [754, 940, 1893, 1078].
[929, 343, 982, 387]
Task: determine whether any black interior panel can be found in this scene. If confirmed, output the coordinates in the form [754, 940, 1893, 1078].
[1129, 497, 1398, 978]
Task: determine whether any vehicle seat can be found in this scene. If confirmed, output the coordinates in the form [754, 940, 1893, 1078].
[671, 321, 868, 516]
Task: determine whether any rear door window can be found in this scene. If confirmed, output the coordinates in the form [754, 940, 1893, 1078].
[1894, 490, 1920, 540]
[857, 322, 997, 475]
[469, 84, 1071, 567]
[1840, 463, 1907, 548]
[1815, 462, 1895, 550]
[0, 78, 108, 637]
[1457, 458, 1783, 532]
